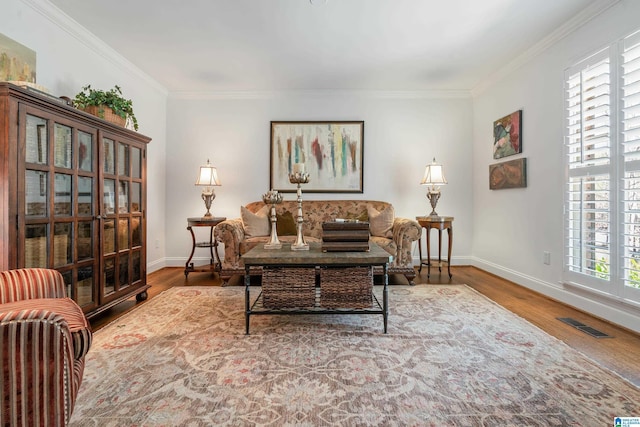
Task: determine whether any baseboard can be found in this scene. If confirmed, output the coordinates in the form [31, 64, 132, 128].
[147, 258, 167, 274]
[470, 256, 640, 334]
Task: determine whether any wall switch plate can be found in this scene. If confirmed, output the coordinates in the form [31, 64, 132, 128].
[543, 251, 551, 265]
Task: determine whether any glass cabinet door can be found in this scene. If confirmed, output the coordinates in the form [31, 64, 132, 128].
[100, 136, 145, 301]
[22, 109, 99, 311]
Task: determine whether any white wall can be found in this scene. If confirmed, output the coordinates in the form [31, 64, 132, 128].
[7, 0, 638, 332]
[164, 92, 474, 266]
[472, 0, 640, 332]
[1, 0, 168, 272]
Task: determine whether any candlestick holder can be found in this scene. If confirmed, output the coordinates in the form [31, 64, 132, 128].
[262, 189, 283, 249]
[288, 172, 310, 251]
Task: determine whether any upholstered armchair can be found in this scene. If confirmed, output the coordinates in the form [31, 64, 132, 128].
[0, 268, 92, 427]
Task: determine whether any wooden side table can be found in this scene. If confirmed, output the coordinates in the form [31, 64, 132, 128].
[416, 216, 453, 279]
[185, 216, 226, 277]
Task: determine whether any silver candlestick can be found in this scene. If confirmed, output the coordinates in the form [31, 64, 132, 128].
[288, 172, 310, 251]
[262, 189, 283, 249]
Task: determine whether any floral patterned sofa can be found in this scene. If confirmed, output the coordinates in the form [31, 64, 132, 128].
[214, 200, 421, 285]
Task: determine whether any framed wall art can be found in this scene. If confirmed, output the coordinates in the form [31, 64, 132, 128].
[0, 33, 36, 83]
[270, 121, 364, 193]
[493, 110, 522, 159]
[489, 158, 527, 190]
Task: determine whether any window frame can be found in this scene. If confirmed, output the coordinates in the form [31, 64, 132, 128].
[563, 30, 640, 305]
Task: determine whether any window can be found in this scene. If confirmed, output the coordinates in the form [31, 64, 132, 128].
[564, 29, 640, 304]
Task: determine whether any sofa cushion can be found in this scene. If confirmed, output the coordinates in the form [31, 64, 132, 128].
[241, 205, 270, 237]
[367, 205, 394, 238]
[276, 211, 297, 236]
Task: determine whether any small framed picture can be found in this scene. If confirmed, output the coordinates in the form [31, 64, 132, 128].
[493, 110, 522, 159]
[489, 158, 527, 190]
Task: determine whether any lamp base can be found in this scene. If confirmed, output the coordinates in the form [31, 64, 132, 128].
[201, 189, 216, 218]
[427, 190, 441, 217]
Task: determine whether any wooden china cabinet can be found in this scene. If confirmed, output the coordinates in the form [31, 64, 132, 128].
[0, 82, 151, 318]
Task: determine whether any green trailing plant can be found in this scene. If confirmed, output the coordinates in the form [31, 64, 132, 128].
[629, 258, 640, 288]
[594, 256, 640, 288]
[73, 85, 138, 131]
[595, 257, 609, 280]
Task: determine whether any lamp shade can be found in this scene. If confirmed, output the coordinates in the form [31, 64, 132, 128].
[420, 158, 447, 186]
[195, 160, 221, 187]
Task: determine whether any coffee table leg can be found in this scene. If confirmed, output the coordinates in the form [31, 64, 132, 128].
[383, 263, 388, 334]
[245, 267, 250, 335]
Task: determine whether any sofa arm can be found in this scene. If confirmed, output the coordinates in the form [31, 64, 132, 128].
[391, 217, 422, 267]
[1, 308, 79, 426]
[0, 268, 67, 304]
[214, 218, 246, 269]
[0, 297, 92, 361]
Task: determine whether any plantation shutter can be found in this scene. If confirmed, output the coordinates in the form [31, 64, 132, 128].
[622, 31, 640, 294]
[564, 49, 612, 289]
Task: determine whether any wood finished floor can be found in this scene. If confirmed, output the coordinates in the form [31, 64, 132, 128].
[90, 266, 640, 388]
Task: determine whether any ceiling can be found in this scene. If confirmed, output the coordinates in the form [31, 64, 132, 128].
[49, 0, 604, 93]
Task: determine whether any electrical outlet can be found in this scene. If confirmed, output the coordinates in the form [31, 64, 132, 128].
[155, 239, 160, 249]
[543, 251, 551, 265]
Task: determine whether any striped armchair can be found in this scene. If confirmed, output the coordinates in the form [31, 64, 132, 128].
[0, 268, 92, 427]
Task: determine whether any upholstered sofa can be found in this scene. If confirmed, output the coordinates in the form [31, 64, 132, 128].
[0, 268, 92, 426]
[214, 200, 422, 285]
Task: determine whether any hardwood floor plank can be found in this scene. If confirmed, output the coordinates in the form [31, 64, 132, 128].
[89, 266, 640, 387]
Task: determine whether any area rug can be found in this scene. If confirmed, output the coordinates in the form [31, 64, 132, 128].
[70, 285, 640, 426]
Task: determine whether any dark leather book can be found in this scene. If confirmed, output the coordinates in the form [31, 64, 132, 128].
[321, 241, 370, 252]
[322, 230, 370, 242]
[322, 221, 370, 231]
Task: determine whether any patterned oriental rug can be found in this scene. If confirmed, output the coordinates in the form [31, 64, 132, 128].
[70, 285, 640, 426]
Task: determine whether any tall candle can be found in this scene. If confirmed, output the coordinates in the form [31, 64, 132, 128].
[293, 163, 305, 174]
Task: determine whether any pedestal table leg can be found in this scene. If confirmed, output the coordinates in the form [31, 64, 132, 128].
[426, 227, 432, 278]
[447, 226, 453, 278]
[185, 225, 196, 277]
[438, 228, 443, 273]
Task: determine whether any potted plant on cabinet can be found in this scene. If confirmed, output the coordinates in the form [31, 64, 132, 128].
[73, 85, 139, 131]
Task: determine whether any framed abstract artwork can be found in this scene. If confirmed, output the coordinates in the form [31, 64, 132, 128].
[270, 121, 364, 193]
[493, 110, 522, 159]
[489, 158, 527, 190]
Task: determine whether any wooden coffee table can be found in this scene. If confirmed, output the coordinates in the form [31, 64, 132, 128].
[242, 242, 391, 334]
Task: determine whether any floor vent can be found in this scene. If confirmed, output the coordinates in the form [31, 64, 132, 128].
[557, 317, 614, 338]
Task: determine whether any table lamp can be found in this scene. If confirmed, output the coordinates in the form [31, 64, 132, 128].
[420, 158, 447, 217]
[195, 159, 221, 217]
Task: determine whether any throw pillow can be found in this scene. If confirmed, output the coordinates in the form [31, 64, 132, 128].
[241, 205, 270, 237]
[276, 211, 297, 236]
[367, 205, 394, 238]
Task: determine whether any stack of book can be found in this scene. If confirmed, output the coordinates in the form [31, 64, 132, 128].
[321, 220, 370, 252]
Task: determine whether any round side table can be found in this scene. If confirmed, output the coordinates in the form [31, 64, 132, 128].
[185, 216, 226, 277]
[416, 216, 453, 279]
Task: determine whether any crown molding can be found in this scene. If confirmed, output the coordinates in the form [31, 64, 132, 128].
[471, 0, 620, 97]
[169, 89, 472, 101]
[23, 0, 168, 95]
